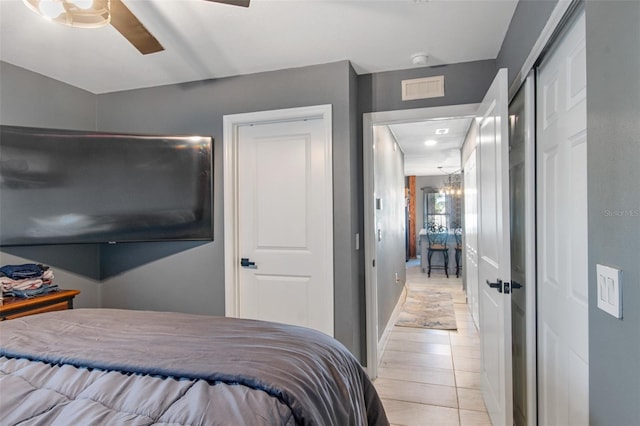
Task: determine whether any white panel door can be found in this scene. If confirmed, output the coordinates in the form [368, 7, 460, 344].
[464, 148, 480, 328]
[537, 11, 588, 426]
[237, 117, 334, 336]
[477, 68, 512, 426]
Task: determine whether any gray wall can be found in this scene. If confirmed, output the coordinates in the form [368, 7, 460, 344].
[94, 60, 364, 359]
[373, 125, 406, 338]
[586, 2, 640, 424]
[496, 0, 559, 88]
[359, 60, 497, 114]
[0, 62, 96, 129]
[497, 1, 640, 423]
[348, 64, 367, 359]
[1, 57, 500, 364]
[0, 60, 366, 361]
[0, 62, 102, 308]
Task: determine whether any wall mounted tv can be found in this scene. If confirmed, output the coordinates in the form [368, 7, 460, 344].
[0, 125, 213, 246]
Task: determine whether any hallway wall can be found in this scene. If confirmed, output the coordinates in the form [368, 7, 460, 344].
[373, 125, 407, 339]
[586, 2, 640, 424]
[497, 1, 640, 423]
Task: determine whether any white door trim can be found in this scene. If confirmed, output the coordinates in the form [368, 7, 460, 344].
[363, 103, 479, 379]
[223, 104, 333, 317]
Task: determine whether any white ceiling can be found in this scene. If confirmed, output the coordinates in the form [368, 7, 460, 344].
[0, 0, 518, 94]
[389, 116, 472, 176]
[1, 0, 515, 175]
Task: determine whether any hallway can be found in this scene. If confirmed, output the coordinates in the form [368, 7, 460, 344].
[373, 263, 490, 426]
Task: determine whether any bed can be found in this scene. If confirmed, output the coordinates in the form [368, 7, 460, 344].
[0, 309, 389, 425]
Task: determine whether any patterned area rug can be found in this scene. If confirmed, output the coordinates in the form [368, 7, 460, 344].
[395, 288, 458, 330]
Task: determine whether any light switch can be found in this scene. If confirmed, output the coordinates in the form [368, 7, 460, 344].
[598, 274, 606, 302]
[596, 264, 622, 318]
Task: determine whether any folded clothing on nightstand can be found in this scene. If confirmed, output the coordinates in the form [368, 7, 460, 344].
[0, 263, 58, 298]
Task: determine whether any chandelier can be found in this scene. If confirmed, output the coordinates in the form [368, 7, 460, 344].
[440, 172, 462, 195]
[23, 0, 110, 28]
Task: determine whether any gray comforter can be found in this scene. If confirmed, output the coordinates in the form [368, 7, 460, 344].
[0, 309, 388, 426]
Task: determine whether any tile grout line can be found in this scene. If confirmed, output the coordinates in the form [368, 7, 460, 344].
[449, 329, 463, 426]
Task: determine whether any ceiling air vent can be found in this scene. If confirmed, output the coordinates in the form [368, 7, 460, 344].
[401, 75, 445, 101]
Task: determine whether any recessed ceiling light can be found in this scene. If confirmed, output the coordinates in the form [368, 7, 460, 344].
[424, 140, 437, 146]
[435, 128, 449, 135]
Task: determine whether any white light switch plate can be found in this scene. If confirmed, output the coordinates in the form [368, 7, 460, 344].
[596, 264, 622, 318]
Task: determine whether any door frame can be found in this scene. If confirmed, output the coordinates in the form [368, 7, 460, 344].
[223, 104, 333, 317]
[520, 72, 538, 426]
[363, 103, 479, 379]
[476, 67, 512, 426]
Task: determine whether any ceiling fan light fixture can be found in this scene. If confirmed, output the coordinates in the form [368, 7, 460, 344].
[71, 0, 94, 9]
[37, 0, 64, 18]
[23, 0, 110, 28]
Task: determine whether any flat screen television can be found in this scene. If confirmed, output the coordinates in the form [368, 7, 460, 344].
[0, 125, 213, 246]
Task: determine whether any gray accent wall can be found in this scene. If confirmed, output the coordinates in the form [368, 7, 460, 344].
[373, 125, 406, 338]
[1, 57, 501, 364]
[94, 60, 364, 359]
[347, 63, 366, 360]
[586, 2, 640, 424]
[0, 62, 102, 308]
[358, 60, 497, 114]
[496, 0, 559, 88]
[497, 1, 640, 423]
[0, 61, 96, 129]
[0, 60, 365, 361]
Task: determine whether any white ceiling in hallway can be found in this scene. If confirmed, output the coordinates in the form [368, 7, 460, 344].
[0, 0, 518, 94]
[389, 116, 473, 176]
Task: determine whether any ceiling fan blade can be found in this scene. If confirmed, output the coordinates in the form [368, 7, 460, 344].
[206, 0, 251, 7]
[110, 0, 164, 55]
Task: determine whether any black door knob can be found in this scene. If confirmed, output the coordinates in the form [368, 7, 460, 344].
[486, 279, 503, 293]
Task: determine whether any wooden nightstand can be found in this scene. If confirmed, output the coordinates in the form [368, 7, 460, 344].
[0, 289, 80, 321]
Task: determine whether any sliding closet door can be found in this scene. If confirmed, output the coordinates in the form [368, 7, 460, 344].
[537, 10, 588, 426]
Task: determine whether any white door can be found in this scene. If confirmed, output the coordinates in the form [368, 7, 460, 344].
[537, 11, 588, 425]
[224, 106, 334, 337]
[476, 68, 512, 426]
[463, 148, 480, 328]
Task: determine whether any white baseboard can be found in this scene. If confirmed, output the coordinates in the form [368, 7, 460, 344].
[377, 285, 407, 357]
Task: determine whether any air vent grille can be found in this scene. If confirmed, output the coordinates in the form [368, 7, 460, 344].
[402, 75, 445, 101]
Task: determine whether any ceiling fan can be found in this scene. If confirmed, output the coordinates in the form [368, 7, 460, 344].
[22, 0, 250, 55]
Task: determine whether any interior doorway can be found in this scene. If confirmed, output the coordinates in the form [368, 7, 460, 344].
[364, 69, 525, 426]
[223, 105, 334, 336]
[363, 103, 479, 379]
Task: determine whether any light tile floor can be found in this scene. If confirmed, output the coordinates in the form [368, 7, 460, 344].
[373, 262, 491, 426]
